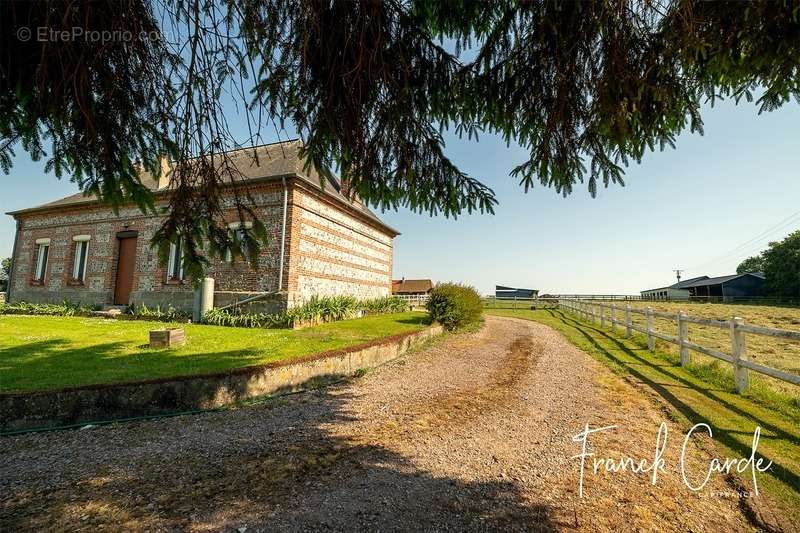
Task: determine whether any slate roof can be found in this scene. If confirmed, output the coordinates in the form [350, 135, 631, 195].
[7, 139, 399, 235]
[392, 279, 433, 294]
[682, 272, 765, 288]
[641, 276, 708, 293]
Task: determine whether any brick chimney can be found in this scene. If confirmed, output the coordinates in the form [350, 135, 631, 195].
[340, 177, 362, 206]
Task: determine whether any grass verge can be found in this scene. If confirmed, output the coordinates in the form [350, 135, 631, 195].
[0, 312, 429, 393]
[487, 307, 800, 524]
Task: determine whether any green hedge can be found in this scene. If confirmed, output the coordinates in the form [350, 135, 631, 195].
[202, 295, 409, 329]
[426, 283, 483, 331]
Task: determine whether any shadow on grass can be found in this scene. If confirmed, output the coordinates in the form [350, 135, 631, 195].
[1, 377, 556, 531]
[0, 339, 264, 393]
[541, 308, 800, 498]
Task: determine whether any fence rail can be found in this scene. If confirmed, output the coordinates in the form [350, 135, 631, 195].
[395, 293, 430, 306]
[557, 298, 800, 392]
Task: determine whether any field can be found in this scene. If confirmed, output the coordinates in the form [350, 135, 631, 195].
[0, 312, 428, 393]
[487, 298, 800, 395]
[610, 300, 800, 395]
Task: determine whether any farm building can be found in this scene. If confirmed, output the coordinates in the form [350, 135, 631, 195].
[495, 285, 538, 299]
[641, 273, 765, 301]
[641, 276, 709, 300]
[392, 278, 433, 297]
[683, 273, 765, 300]
[5, 140, 398, 313]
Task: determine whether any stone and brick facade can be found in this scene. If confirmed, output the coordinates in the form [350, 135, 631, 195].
[6, 141, 398, 313]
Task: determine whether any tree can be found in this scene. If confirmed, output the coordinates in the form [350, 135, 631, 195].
[736, 255, 765, 275]
[0, 257, 10, 292]
[2, 1, 799, 278]
[762, 230, 800, 300]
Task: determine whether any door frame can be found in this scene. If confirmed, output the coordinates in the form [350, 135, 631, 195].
[113, 230, 139, 305]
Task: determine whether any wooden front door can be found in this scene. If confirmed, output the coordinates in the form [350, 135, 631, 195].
[114, 237, 137, 305]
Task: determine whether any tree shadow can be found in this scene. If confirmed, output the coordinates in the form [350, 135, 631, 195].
[544, 309, 800, 497]
[1, 377, 558, 531]
[0, 339, 271, 394]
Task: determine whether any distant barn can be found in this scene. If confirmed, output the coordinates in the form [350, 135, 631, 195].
[641, 273, 765, 301]
[684, 273, 765, 300]
[641, 276, 709, 301]
[392, 279, 433, 297]
[495, 285, 538, 299]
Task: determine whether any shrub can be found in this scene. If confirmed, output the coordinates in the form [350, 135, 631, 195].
[426, 283, 483, 331]
[202, 295, 410, 329]
[361, 296, 408, 315]
[128, 303, 188, 322]
[0, 300, 95, 316]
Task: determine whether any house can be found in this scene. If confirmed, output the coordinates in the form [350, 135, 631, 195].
[5, 140, 399, 313]
[640, 276, 709, 300]
[392, 278, 433, 297]
[683, 273, 765, 301]
[495, 285, 538, 299]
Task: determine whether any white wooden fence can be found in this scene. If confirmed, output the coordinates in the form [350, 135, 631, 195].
[395, 293, 430, 306]
[557, 298, 800, 393]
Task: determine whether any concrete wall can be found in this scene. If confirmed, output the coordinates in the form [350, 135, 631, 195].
[0, 325, 442, 432]
[641, 288, 690, 300]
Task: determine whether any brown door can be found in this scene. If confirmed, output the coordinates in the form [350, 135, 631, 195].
[114, 237, 137, 305]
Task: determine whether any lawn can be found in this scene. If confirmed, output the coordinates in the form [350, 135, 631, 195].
[0, 312, 428, 393]
[487, 299, 800, 395]
[487, 307, 800, 524]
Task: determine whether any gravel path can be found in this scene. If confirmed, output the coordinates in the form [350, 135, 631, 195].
[1, 316, 763, 531]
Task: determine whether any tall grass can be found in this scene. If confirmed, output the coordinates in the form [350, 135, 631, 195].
[202, 295, 408, 329]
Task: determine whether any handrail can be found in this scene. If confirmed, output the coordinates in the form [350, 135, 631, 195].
[215, 292, 278, 312]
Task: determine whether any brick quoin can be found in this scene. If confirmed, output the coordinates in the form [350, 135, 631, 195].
[6, 144, 398, 313]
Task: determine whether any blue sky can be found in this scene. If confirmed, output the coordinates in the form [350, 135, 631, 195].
[2, 98, 799, 295]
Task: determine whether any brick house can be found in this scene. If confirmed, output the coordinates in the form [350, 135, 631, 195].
[5, 140, 398, 313]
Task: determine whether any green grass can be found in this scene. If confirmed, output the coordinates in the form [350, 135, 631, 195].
[0, 312, 428, 393]
[487, 307, 800, 524]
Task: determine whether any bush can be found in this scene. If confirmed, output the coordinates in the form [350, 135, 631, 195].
[0, 300, 95, 316]
[202, 295, 410, 329]
[426, 283, 483, 331]
[128, 303, 188, 322]
[360, 296, 408, 315]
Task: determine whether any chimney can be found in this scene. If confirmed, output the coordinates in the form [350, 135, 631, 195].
[340, 177, 362, 207]
[136, 156, 172, 190]
[156, 156, 172, 189]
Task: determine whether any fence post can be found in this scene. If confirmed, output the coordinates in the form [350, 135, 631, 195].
[600, 304, 605, 328]
[646, 306, 655, 351]
[625, 305, 632, 337]
[678, 311, 689, 366]
[610, 302, 616, 331]
[731, 317, 749, 393]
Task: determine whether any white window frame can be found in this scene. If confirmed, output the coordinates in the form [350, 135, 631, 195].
[224, 221, 253, 262]
[167, 238, 184, 281]
[72, 235, 91, 281]
[34, 238, 50, 281]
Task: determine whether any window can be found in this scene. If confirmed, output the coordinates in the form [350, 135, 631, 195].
[225, 221, 253, 262]
[167, 238, 184, 281]
[34, 238, 50, 282]
[72, 235, 90, 281]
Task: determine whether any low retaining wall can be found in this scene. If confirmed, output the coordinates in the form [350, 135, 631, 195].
[0, 325, 442, 432]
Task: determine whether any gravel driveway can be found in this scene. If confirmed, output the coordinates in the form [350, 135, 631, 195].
[1, 316, 770, 531]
